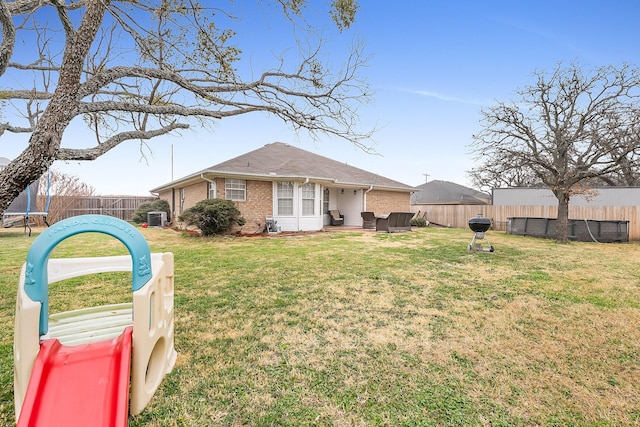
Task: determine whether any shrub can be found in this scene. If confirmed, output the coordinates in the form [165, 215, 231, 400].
[410, 217, 429, 227]
[132, 199, 171, 224]
[178, 199, 243, 236]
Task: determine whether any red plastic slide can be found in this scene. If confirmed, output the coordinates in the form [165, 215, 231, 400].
[17, 327, 133, 427]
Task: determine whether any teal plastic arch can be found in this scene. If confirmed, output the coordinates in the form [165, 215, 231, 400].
[23, 215, 153, 336]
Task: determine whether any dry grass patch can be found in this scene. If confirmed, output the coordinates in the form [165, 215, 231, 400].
[1, 226, 640, 426]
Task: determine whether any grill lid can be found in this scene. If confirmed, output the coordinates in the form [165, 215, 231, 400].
[468, 215, 491, 232]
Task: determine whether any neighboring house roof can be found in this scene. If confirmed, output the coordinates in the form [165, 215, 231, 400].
[411, 180, 490, 205]
[150, 142, 416, 193]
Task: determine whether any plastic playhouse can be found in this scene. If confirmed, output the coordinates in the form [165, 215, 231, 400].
[14, 215, 177, 426]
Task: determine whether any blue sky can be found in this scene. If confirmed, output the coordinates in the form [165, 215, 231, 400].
[3, 1, 640, 195]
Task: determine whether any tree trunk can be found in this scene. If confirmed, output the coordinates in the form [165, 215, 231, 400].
[0, 163, 34, 219]
[555, 189, 571, 243]
[0, 0, 109, 218]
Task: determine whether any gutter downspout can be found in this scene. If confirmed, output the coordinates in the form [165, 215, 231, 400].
[201, 174, 216, 197]
[200, 173, 216, 184]
[302, 178, 309, 231]
[364, 185, 374, 211]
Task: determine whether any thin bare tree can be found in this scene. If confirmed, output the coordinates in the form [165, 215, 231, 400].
[36, 168, 95, 224]
[0, 0, 370, 217]
[469, 63, 640, 242]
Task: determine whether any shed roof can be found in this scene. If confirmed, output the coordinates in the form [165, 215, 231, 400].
[151, 142, 416, 192]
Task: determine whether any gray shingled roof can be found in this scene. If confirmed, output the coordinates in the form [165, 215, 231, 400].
[411, 180, 490, 205]
[151, 142, 416, 192]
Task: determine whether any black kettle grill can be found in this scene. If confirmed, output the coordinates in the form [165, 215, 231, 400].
[468, 215, 494, 252]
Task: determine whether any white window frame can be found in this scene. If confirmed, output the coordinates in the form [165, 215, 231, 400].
[301, 182, 316, 216]
[225, 179, 246, 201]
[208, 181, 217, 199]
[322, 187, 330, 215]
[276, 181, 294, 216]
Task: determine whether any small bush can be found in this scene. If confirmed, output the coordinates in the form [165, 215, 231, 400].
[178, 199, 243, 236]
[132, 199, 171, 224]
[411, 217, 429, 227]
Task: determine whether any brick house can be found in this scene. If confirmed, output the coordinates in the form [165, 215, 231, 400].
[150, 142, 416, 233]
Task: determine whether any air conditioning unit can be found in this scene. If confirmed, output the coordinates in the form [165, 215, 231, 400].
[147, 211, 168, 227]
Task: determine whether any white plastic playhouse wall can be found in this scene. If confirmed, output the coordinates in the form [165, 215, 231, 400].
[14, 215, 176, 419]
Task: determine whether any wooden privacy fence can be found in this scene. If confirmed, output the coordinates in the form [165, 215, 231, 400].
[37, 195, 157, 224]
[413, 205, 640, 241]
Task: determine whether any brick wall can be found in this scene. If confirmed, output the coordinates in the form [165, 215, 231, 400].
[183, 181, 208, 212]
[234, 180, 273, 233]
[156, 182, 207, 220]
[366, 190, 411, 216]
[157, 179, 273, 233]
[156, 189, 172, 214]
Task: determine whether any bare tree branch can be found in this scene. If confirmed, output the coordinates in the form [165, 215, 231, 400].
[0, 0, 368, 217]
[57, 122, 190, 160]
[0, 1, 15, 75]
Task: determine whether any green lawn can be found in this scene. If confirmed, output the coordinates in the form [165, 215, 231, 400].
[1, 225, 639, 426]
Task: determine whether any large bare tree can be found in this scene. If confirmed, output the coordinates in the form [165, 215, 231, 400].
[469, 63, 640, 242]
[0, 0, 370, 217]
